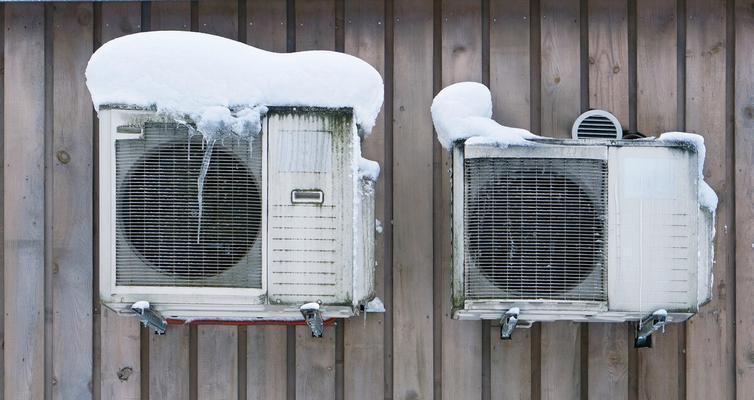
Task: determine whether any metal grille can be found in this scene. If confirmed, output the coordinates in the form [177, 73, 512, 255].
[115, 123, 263, 288]
[575, 114, 621, 139]
[463, 157, 608, 301]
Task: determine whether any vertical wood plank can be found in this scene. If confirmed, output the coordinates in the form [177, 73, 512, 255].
[292, 2, 338, 398]
[244, 2, 289, 399]
[198, 326, 238, 400]
[0, 4, 5, 397]
[684, 1, 734, 399]
[295, 327, 336, 400]
[194, 3, 241, 399]
[540, 1, 584, 399]
[488, 3, 533, 398]
[151, 1, 191, 31]
[51, 3, 94, 400]
[491, 0, 530, 129]
[98, 3, 142, 399]
[541, 0, 579, 136]
[586, 1, 631, 399]
[392, 0, 434, 399]
[295, 0, 336, 50]
[588, 0, 629, 127]
[198, 0, 239, 39]
[3, 4, 45, 399]
[637, 0, 677, 136]
[635, 2, 684, 400]
[491, 330, 531, 400]
[146, 4, 192, 400]
[246, 326, 286, 400]
[735, 0, 754, 398]
[247, 0, 287, 53]
[440, 1, 483, 399]
[343, 1, 386, 398]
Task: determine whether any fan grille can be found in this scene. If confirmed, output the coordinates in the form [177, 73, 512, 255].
[115, 123, 263, 288]
[463, 157, 608, 301]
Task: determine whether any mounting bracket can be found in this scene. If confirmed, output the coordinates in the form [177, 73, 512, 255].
[634, 309, 668, 348]
[500, 308, 520, 340]
[300, 303, 324, 338]
[131, 301, 167, 335]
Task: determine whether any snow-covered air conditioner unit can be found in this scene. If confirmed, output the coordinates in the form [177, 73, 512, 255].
[451, 138, 715, 333]
[99, 106, 376, 327]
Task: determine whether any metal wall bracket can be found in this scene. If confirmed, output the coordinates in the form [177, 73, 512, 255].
[500, 307, 520, 340]
[131, 301, 167, 335]
[634, 309, 668, 348]
[300, 303, 324, 338]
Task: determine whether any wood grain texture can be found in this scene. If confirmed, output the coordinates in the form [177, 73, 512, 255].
[198, 0, 239, 39]
[151, 0, 191, 31]
[541, 0, 579, 136]
[51, 3, 94, 399]
[3, 4, 46, 399]
[149, 328, 190, 400]
[440, 1, 483, 399]
[637, 0, 677, 136]
[198, 326, 238, 400]
[491, 0, 530, 129]
[491, 330, 531, 400]
[539, 1, 584, 398]
[588, 0, 629, 127]
[684, 1, 734, 399]
[735, 0, 754, 398]
[296, 0, 336, 50]
[247, 326, 286, 400]
[98, 4, 142, 400]
[393, 0, 434, 399]
[146, 5, 192, 399]
[588, 323, 629, 399]
[587, 1, 631, 398]
[634, 2, 684, 400]
[541, 322, 581, 400]
[248, 0, 287, 53]
[295, 327, 336, 399]
[343, 1, 386, 398]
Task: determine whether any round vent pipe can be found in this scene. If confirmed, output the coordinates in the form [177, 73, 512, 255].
[571, 110, 623, 140]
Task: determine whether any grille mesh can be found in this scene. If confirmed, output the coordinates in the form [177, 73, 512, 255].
[115, 123, 263, 288]
[463, 157, 608, 301]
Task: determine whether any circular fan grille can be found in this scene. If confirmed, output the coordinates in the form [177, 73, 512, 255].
[466, 165, 602, 298]
[118, 138, 261, 279]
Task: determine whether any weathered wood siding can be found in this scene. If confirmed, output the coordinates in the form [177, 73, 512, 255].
[1, 1, 751, 399]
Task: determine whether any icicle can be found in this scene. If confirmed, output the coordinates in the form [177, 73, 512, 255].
[196, 137, 217, 243]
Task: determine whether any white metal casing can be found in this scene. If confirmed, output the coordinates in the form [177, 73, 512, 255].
[452, 138, 715, 323]
[99, 107, 375, 321]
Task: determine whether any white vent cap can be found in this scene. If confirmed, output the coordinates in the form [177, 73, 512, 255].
[571, 110, 623, 140]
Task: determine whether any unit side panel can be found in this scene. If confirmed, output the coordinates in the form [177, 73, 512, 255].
[266, 112, 355, 305]
[608, 146, 699, 313]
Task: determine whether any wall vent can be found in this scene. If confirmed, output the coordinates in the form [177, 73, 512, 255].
[571, 110, 622, 140]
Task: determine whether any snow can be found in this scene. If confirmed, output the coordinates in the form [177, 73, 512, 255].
[86, 31, 384, 135]
[300, 302, 320, 311]
[375, 219, 383, 234]
[358, 157, 381, 181]
[430, 82, 537, 149]
[658, 132, 719, 211]
[131, 301, 150, 311]
[365, 297, 386, 313]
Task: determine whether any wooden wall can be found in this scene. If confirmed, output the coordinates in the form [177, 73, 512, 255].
[1, 0, 751, 399]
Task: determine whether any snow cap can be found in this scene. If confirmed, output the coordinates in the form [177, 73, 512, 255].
[430, 82, 536, 149]
[85, 31, 384, 134]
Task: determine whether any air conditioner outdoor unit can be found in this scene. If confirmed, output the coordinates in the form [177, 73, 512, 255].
[451, 138, 715, 338]
[99, 106, 376, 329]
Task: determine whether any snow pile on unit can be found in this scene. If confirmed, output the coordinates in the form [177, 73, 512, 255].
[658, 132, 718, 212]
[358, 157, 381, 181]
[85, 31, 384, 135]
[430, 82, 537, 149]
